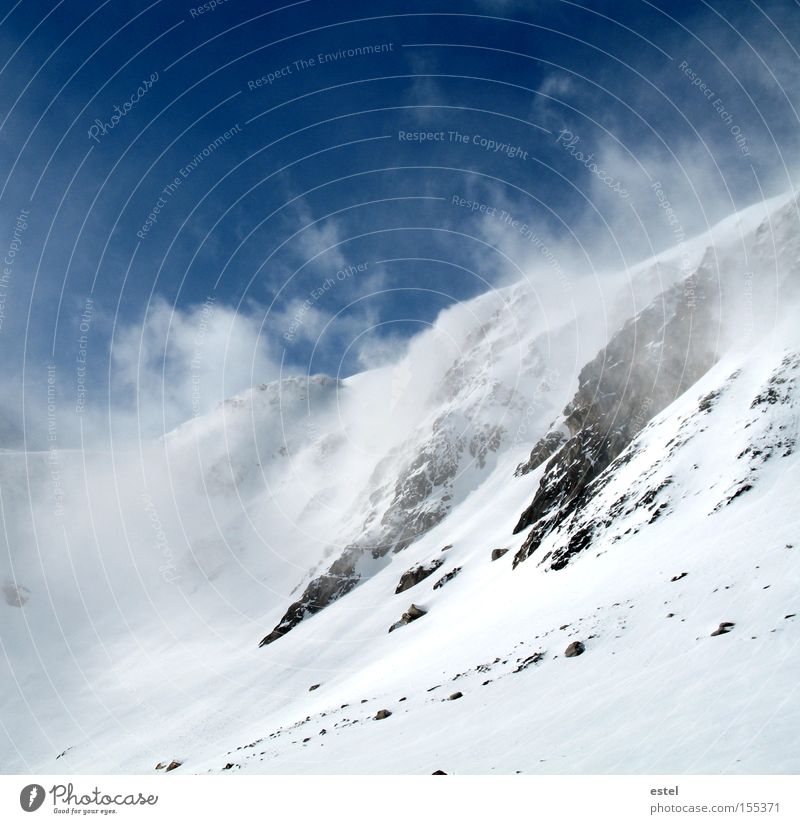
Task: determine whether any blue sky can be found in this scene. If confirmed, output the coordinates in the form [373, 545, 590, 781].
[0, 0, 798, 443]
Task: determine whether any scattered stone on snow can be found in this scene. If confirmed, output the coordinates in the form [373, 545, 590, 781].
[710, 622, 735, 636]
[564, 641, 585, 657]
[389, 603, 427, 633]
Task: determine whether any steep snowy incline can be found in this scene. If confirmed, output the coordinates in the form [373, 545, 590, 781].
[0, 191, 798, 774]
[24, 319, 797, 775]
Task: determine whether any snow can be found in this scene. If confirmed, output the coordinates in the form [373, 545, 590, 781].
[1, 193, 799, 774]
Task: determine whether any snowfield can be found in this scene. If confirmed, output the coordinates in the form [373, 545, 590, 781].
[1, 192, 799, 774]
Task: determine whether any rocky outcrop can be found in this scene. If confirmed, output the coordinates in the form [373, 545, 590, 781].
[710, 622, 735, 636]
[433, 567, 462, 590]
[375, 709, 392, 720]
[258, 547, 362, 646]
[514, 429, 567, 477]
[256, 309, 539, 649]
[388, 603, 426, 633]
[490, 548, 508, 561]
[513, 266, 719, 570]
[395, 558, 444, 593]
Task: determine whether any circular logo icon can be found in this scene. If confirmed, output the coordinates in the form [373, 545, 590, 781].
[19, 784, 46, 812]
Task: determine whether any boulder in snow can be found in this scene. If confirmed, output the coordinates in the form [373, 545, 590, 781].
[395, 558, 444, 593]
[710, 622, 735, 636]
[389, 603, 427, 633]
[564, 641, 585, 657]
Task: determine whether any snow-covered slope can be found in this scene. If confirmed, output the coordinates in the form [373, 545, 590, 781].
[1, 192, 798, 774]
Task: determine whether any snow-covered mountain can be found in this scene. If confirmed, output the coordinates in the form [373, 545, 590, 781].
[1, 192, 799, 774]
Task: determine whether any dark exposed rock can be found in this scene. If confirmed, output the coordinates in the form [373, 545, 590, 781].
[308, 683, 320, 691]
[491, 548, 509, 561]
[513, 266, 719, 570]
[448, 692, 463, 700]
[515, 429, 567, 476]
[564, 641, 585, 657]
[375, 709, 392, 720]
[165, 760, 182, 772]
[433, 567, 462, 590]
[671, 572, 688, 582]
[432, 770, 448, 775]
[710, 622, 735, 636]
[513, 652, 544, 672]
[259, 426, 470, 645]
[258, 546, 363, 646]
[389, 603, 427, 633]
[155, 762, 167, 770]
[395, 558, 444, 593]
[698, 388, 722, 413]
[223, 763, 234, 770]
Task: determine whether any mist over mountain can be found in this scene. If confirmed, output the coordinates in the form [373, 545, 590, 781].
[2, 190, 798, 774]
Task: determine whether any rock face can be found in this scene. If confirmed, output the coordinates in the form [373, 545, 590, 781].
[256, 291, 556, 648]
[395, 558, 445, 593]
[513, 266, 719, 571]
[514, 429, 567, 477]
[490, 548, 508, 561]
[258, 548, 363, 646]
[388, 604, 427, 633]
[564, 641, 585, 657]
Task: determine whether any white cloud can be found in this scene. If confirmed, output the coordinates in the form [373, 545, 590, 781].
[110, 296, 280, 437]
